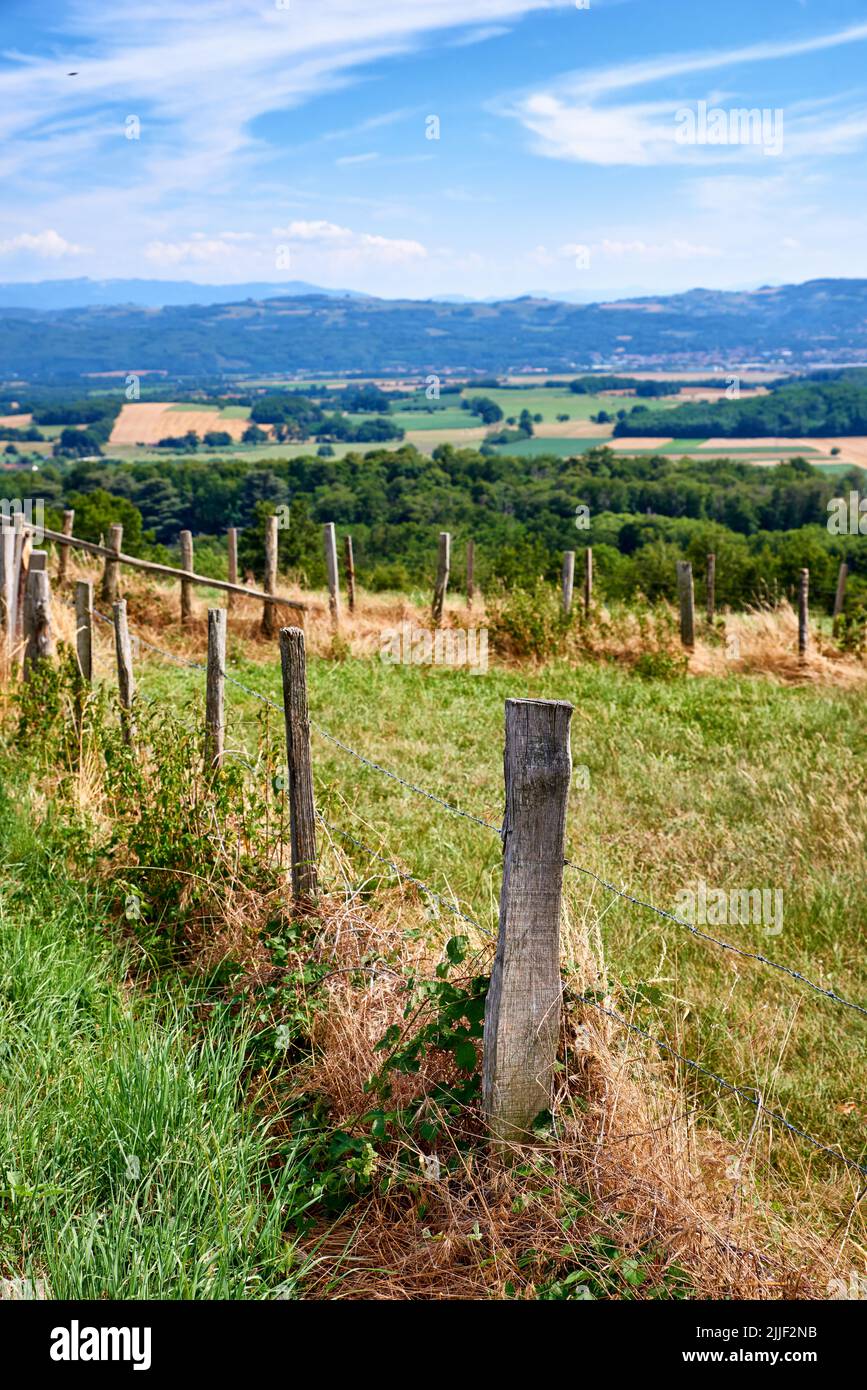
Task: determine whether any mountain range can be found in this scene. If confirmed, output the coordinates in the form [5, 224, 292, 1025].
[1, 279, 865, 381]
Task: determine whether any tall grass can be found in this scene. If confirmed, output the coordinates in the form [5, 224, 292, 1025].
[0, 789, 311, 1299]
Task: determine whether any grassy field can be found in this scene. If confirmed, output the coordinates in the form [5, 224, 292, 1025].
[2, 576, 866, 1299]
[129, 640, 867, 1186]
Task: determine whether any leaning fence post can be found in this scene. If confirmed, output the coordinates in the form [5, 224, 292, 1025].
[483, 698, 573, 1145]
[204, 608, 226, 774]
[278, 626, 318, 900]
[584, 547, 593, 617]
[561, 550, 575, 615]
[676, 560, 695, 649]
[833, 561, 848, 624]
[113, 599, 136, 747]
[706, 552, 716, 624]
[74, 579, 93, 684]
[101, 523, 123, 606]
[466, 539, 475, 611]
[432, 531, 450, 626]
[262, 514, 278, 637]
[23, 551, 53, 679]
[226, 527, 238, 614]
[323, 523, 340, 629]
[798, 568, 809, 659]
[179, 530, 193, 627]
[58, 509, 74, 583]
[344, 534, 356, 613]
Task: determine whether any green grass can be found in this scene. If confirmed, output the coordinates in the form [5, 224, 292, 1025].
[136, 646, 867, 1185]
[0, 782, 310, 1299]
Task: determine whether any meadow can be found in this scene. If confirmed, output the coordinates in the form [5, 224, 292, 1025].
[2, 554, 865, 1300]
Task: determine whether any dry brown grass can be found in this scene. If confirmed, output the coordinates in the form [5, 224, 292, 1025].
[44, 547, 866, 692]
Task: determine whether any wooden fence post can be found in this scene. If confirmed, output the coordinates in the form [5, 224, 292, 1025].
[483, 698, 573, 1145]
[676, 560, 695, 649]
[432, 531, 450, 626]
[833, 561, 848, 624]
[179, 530, 193, 626]
[113, 599, 136, 747]
[204, 607, 226, 774]
[278, 626, 318, 900]
[323, 523, 340, 629]
[13, 512, 31, 643]
[226, 527, 238, 614]
[706, 552, 716, 624]
[22, 551, 53, 678]
[74, 579, 93, 684]
[466, 539, 475, 611]
[262, 514, 278, 637]
[101, 523, 123, 606]
[1, 520, 14, 662]
[798, 568, 809, 659]
[58, 509, 74, 583]
[561, 550, 575, 615]
[344, 534, 356, 613]
[583, 547, 593, 617]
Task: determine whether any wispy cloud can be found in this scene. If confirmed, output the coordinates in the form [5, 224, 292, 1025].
[502, 21, 867, 165]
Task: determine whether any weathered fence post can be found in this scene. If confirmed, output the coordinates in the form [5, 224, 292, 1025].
[561, 550, 575, 615]
[13, 512, 31, 642]
[676, 560, 695, 649]
[483, 698, 573, 1145]
[706, 552, 716, 624]
[262, 514, 278, 637]
[432, 531, 450, 626]
[74, 579, 93, 684]
[22, 551, 53, 678]
[113, 599, 136, 747]
[833, 561, 848, 624]
[278, 626, 318, 901]
[226, 527, 238, 614]
[344, 534, 356, 613]
[58, 509, 74, 583]
[584, 547, 593, 617]
[1, 520, 14, 662]
[179, 530, 193, 626]
[323, 523, 340, 629]
[101, 523, 123, 606]
[798, 568, 809, 659]
[466, 539, 475, 611]
[204, 608, 226, 774]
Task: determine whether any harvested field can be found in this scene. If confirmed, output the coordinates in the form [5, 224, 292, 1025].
[110, 402, 265, 445]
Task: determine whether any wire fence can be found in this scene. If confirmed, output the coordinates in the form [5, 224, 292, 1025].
[73, 597, 867, 1185]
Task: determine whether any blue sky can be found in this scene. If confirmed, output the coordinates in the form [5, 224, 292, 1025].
[1, 0, 867, 299]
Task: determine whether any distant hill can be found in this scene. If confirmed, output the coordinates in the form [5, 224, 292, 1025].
[0, 277, 366, 311]
[1, 279, 866, 380]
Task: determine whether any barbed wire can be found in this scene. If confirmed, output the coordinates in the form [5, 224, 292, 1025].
[575, 989, 867, 1181]
[86, 602, 866, 1021]
[564, 859, 867, 1022]
[319, 815, 496, 939]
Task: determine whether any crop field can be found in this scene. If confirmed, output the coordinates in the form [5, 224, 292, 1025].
[110, 402, 260, 445]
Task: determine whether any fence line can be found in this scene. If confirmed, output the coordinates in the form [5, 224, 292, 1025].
[45, 593, 867, 1175]
[85, 601, 867, 1023]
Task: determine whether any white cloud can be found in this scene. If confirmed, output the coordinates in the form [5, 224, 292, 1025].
[0, 228, 84, 258]
[335, 152, 380, 166]
[144, 235, 243, 266]
[273, 220, 426, 263]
